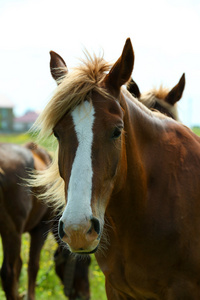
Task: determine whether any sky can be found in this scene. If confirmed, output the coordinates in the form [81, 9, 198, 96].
[0, 0, 199, 127]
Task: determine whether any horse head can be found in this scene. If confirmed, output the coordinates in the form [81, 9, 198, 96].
[47, 39, 134, 254]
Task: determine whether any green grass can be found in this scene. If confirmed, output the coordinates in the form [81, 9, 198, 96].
[192, 126, 200, 136]
[0, 132, 31, 144]
[0, 132, 57, 152]
[0, 234, 106, 300]
[0, 132, 106, 300]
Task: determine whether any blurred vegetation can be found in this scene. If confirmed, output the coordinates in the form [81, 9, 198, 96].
[0, 132, 57, 151]
[0, 132, 31, 144]
[0, 234, 106, 300]
[192, 126, 200, 136]
[0, 132, 106, 300]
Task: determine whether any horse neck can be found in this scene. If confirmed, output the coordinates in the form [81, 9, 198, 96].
[109, 91, 169, 216]
[121, 89, 168, 149]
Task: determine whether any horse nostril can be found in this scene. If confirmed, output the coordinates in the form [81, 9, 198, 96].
[58, 220, 65, 239]
[90, 217, 100, 235]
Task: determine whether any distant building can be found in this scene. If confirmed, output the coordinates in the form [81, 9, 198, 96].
[0, 94, 14, 132]
[14, 110, 39, 132]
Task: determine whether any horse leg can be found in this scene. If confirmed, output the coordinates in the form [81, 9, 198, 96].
[27, 223, 50, 300]
[0, 232, 22, 300]
[69, 256, 91, 300]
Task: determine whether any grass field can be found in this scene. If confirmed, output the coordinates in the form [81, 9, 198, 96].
[0, 127, 199, 299]
[0, 233, 106, 300]
[192, 126, 200, 136]
[0, 132, 106, 300]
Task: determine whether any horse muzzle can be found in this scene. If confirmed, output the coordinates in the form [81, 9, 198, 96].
[58, 216, 101, 254]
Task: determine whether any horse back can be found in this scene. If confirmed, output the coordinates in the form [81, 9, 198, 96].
[0, 142, 50, 233]
[0, 143, 34, 184]
[0, 143, 35, 232]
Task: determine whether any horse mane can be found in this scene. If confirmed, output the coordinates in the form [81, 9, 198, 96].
[0, 168, 4, 175]
[27, 148, 65, 209]
[24, 142, 63, 209]
[139, 86, 179, 121]
[33, 53, 112, 139]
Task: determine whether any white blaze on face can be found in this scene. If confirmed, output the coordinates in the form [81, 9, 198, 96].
[61, 100, 95, 226]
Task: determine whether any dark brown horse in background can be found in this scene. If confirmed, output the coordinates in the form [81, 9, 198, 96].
[127, 73, 185, 120]
[0, 142, 90, 300]
[32, 38, 200, 299]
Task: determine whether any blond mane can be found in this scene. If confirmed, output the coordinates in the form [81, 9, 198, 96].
[33, 53, 112, 139]
[0, 167, 5, 175]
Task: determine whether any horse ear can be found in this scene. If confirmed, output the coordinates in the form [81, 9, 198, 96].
[105, 38, 134, 94]
[165, 73, 185, 105]
[50, 51, 68, 84]
[127, 78, 141, 98]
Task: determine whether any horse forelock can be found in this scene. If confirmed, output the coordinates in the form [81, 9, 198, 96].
[139, 85, 170, 109]
[153, 86, 169, 100]
[33, 54, 112, 140]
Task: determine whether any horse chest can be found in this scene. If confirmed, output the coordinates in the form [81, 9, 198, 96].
[97, 241, 163, 298]
[103, 257, 161, 299]
[97, 225, 183, 299]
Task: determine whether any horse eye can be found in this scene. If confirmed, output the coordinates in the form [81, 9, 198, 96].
[53, 130, 60, 140]
[111, 127, 122, 139]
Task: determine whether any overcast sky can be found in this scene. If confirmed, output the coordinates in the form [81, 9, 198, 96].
[0, 0, 199, 127]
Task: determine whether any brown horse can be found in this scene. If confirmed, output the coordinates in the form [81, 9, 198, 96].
[31, 39, 200, 299]
[127, 73, 185, 120]
[0, 142, 90, 300]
